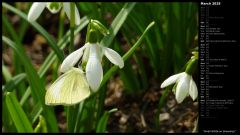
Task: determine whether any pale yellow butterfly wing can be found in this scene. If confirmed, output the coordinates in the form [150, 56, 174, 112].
[45, 68, 90, 105]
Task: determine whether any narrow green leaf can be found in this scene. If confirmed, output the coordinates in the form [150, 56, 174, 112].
[78, 97, 97, 132]
[155, 87, 171, 130]
[2, 64, 17, 132]
[96, 108, 118, 133]
[2, 64, 12, 82]
[30, 102, 43, 124]
[93, 22, 155, 132]
[20, 87, 31, 105]
[127, 14, 159, 72]
[3, 73, 26, 92]
[5, 92, 34, 132]
[73, 102, 84, 133]
[2, 2, 64, 61]
[18, 16, 89, 120]
[96, 112, 109, 133]
[34, 115, 47, 133]
[119, 61, 140, 93]
[100, 21, 155, 88]
[39, 16, 89, 77]
[95, 3, 136, 128]
[2, 12, 30, 112]
[100, 2, 136, 47]
[2, 36, 59, 132]
[19, 17, 89, 126]
[2, 36, 41, 105]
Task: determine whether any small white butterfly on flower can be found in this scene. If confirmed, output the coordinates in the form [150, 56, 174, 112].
[45, 67, 90, 105]
[60, 42, 124, 92]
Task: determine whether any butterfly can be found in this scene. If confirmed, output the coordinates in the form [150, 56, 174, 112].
[45, 67, 90, 105]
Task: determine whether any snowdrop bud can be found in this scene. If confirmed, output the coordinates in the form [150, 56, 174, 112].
[91, 19, 109, 36]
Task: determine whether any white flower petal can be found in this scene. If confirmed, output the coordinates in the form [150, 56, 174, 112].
[82, 43, 90, 64]
[27, 2, 47, 22]
[63, 2, 81, 25]
[161, 72, 184, 88]
[189, 77, 198, 101]
[60, 45, 87, 73]
[103, 47, 124, 68]
[86, 45, 103, 92]
[175, 73, 190, 103]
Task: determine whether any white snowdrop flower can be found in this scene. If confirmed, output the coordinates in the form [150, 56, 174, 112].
[60, 43, 124, 92]
[161, 72, 198, 103]
[27, 2, 80, 25]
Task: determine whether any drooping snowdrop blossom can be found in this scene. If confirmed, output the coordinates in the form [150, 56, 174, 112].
[27, 2, 80, 25]
[60, 43, 124, 92]
[161, 72, 198, 103]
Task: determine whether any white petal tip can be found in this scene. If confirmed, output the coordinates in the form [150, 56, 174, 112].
[103, 47, 124, 69]
[176, 98, 184, 104]
[89, 86, 99, 92]
[27, 2, 46, 22]
[63, 3, 81, 25]
[119, 63, 124, 69]
[160, 84, 166, 89]
[60, 46, 86, 73]
[189, 77, 198, 101]
[160, 72, 185, 89]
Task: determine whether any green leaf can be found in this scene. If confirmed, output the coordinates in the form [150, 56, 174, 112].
[2, 36, 59, 132]
[100, 2, 136, 47]
[155, 87, 171, 130]
[17, 17, 89, 123]
[2, 2, 64, 61]
[2, 36, 42, 105]
[5, 92, 34, 132]
[38, 16, 89, 76]
[2, 64, 17, 132]
[100, 21, 155, 88]
[95, 21, 154, 133]
[2, 64, 12, 82]
[3, 73, 26, 93]
[78, 97, 97, 132]
[34, 115, 47, 133]
[95, 3, 136, 128]
[16, 17, 89, 129]
[96, 108, 118, 133]
[30, 102, 43, 124]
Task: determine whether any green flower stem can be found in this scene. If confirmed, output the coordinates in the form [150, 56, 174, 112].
[67, 3, 76, 133]
[99, 21, 155, 89]
[185, 58, 198, 75]
[69, 2, 75, 53]
[85, 22, 92, 43]
[92, 21, 155, 131]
